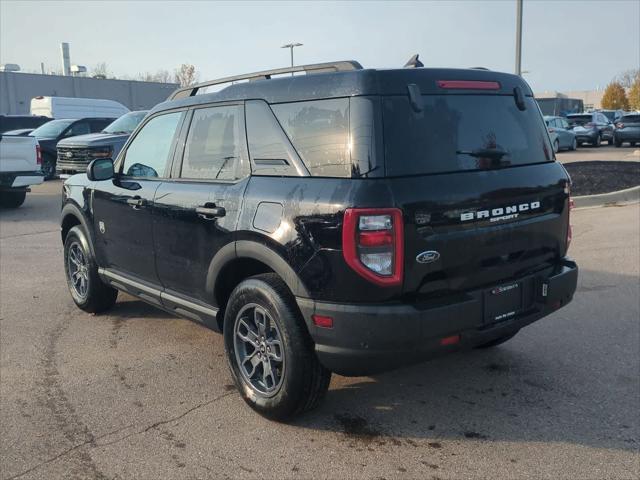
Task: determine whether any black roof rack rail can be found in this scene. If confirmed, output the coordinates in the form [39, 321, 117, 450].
[168, 60, 363, 100]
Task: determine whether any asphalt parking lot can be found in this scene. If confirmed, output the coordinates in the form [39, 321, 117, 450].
[1, 164, 639, 479]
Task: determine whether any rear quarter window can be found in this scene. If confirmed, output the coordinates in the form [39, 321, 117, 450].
[383, 95, 553, 176]
[271, 98, 351, 177]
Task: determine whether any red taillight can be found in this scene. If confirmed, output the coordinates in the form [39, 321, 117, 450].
[440, 334, 461, 346]
[36, 145, 42, 165]
[342, 208, 404, 287]
[566, 183, 573, 251]
[616, 122, 624, 129]
[437, 80, 500, 90]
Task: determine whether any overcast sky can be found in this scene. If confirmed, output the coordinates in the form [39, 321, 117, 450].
[1, 0, 638, 92]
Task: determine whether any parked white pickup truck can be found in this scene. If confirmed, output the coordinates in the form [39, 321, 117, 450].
[0, 135, 44, 208]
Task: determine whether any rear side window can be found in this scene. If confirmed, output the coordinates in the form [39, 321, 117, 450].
[621, 115, 640, 123]
[383, 95, 553, 176]
[122, 111, 183, 178]
[272, 98, 351, 177]
[181, 105, 242, 181]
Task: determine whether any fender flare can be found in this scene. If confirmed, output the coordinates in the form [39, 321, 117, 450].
[206, 240, 310, 307]
[61, 203, 96, 257]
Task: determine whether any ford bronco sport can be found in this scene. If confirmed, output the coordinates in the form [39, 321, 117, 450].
[60, 60, 578, 420]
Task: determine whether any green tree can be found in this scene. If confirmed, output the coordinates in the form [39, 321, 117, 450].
[628, 77, 640, 111]
[600, 82, 629, 110]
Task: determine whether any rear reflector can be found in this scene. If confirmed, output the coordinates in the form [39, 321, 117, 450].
[440, 334, 461, 346]
[312, 314, 333, 329]
[437, 80, 500, 90]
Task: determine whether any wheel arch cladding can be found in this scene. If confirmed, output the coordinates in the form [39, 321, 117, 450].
[61, 204, 96, 257]
[209, 240, 310, 330]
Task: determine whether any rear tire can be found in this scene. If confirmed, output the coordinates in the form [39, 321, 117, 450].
[224, 273, 331, 421]
[615, 138, 622, 148]
[607, 138, 613, 146]
[41, 153, 56, 180]
[0, 190, 26, 208]
[553, 139, 559, 154]
[475, 331, 519, 349]
[63, 226, 118, 313]
[592, 134, 601, 147]
[570, 137, 577, 151]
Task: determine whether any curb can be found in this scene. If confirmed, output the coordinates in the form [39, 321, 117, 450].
[573, 185, 640, 209]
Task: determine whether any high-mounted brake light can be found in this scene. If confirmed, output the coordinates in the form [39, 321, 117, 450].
[437, 80, 500, 90]
[36, 144, 42, 166]
[342, 208, 404, 287]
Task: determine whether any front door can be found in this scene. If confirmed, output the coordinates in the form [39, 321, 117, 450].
[153, 104, 249, 306]
[92, 110, 185, 284]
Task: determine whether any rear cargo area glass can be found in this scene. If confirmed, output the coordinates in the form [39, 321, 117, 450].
[382, 95, 553, 176]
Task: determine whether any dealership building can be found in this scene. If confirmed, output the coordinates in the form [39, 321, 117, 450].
[0, 71, 178, 115]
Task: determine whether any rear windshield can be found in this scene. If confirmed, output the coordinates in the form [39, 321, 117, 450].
[620, 115, 640, 123]
[566, 115, 591, 125]
[383, 95, 552, 176]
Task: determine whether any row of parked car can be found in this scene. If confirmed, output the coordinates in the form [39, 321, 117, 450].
[544, 110, 640, 152]
[0, 97, 148, 207]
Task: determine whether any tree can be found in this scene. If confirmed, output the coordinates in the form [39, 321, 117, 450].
[175, 64, 198, 87]
[615, 69, 640, 89]
[137, 69, 173, 83]
[600, 82, 629, 110]
[629, 77, 640, 111]
[92, 62, 109, 79]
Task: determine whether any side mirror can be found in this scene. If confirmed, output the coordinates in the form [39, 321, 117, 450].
[87, 158, 115, 181]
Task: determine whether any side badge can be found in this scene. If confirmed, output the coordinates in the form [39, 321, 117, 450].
[99, 221, 106, 234]
[416, 250, 440, 264]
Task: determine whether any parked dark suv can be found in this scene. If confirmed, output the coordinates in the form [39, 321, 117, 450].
[60, 61, 578, 420]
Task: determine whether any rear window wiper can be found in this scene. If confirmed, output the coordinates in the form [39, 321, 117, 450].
[456, 148, 509, 159]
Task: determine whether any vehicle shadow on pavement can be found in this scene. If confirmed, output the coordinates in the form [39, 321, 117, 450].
[293, 268, 639, 453]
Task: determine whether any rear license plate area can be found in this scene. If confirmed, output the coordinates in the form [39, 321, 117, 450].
[484, 282, 522, 324]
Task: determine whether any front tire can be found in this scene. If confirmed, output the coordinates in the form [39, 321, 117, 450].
[570, 137, 577, 151]
[64, 226, 118, 313]
[0, 190, 26, 208]
[41, 153, 56, 180]
[224, 273, 331, 421]
[553, 139, 559, 154]
[592, 134, 601, 147]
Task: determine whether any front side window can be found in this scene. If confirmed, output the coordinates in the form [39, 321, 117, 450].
[122, 111, 183, 178]
[181, 105, 242, 181]
[272, 98, 350, 178]
[66, 121, 90, 137]
[29, 119, 74, 139]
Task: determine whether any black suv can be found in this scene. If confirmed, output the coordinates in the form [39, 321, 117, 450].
[60, 61, 578, 420]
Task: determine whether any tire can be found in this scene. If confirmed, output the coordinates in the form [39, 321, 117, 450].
[615, 138, 622, 148]
[0, 190, 26, 208]
[553, 139, 559, 154]
[592, 134, 600, 147]
[607, 138, 613, 146]
[224, 273, 331, 421]
[475, 331, 519, 349]
[63, 225, 118, 313]
[570, 137, 577, 151]
[41, 153, 56, 180]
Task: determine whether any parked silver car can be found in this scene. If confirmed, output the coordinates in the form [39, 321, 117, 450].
[544, 116, 577, 152]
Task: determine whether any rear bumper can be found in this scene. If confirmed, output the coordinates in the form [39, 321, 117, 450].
[298, 258, 578, 376]
[0, 171, 44, 190]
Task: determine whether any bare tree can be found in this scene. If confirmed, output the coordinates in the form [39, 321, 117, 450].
[92, 62, 109, 79]
[615, 69, 640, 89]
[175, 64, 198, 87]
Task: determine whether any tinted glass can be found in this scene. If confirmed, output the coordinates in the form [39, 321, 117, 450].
[103, 111, 148, 134]
[383, 95, 553, 176]
[621, 115, 640, 123]
[66, 121, 90, 136]
[122, 111, 183, 178]
[567, 115, 592, 126]
[245, 100, 299, 176]
[181, 105, 242, 181]
[272, 98, 351, 177]
[29, 119, 74, 138]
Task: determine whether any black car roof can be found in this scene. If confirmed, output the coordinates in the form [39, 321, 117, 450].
[150, 62, 533, 115]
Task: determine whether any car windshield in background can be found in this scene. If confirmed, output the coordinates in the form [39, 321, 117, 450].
[566, 115, 592, 126]
[29, 119, 74, 138]
[600, 111, 616, 122]
[383, 95, 552, 176]
[103, 111, 147, 134]
[620, 115, 640, 123]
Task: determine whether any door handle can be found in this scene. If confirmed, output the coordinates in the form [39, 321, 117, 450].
[196, 204, 226, 220]
[126, 196, 147, 209]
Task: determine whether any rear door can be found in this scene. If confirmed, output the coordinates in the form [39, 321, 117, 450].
[153, 103, 249, 308]
[382, 93, 570, 300]
[91, 110, 185, 287]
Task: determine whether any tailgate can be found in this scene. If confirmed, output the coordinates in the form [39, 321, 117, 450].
[390, 162, 570, 298]
[0, 135, 38, 172]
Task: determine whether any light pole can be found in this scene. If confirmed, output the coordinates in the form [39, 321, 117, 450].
[515, 0, 523, 76]
[281, 43, 303, 74]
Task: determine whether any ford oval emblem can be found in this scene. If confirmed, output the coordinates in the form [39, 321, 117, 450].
[416, 251, 440, 264]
